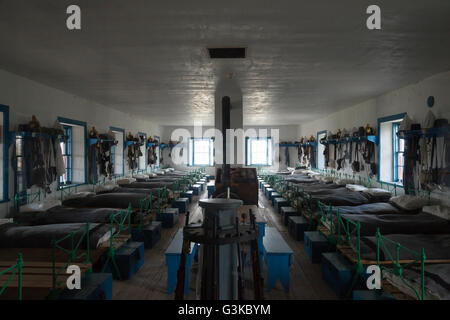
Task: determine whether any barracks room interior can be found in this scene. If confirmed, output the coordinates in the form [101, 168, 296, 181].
[0, 0, 449, 302]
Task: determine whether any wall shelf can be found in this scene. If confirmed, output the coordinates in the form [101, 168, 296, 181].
[397, 127, 449, 139]
[320, 135, 377, 145]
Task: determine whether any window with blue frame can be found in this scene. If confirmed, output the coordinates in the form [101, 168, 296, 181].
[378, 113, 406, 185]
[393, 122, 405, 183]
[188, 138, 214, 166]
[59, 125, 73, 185]
[246, 137, 273, 166]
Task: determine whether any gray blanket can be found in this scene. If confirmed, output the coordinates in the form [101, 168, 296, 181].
[119, 181, 176, 190]
[357, 233, 450, 261]
[330, 203, 404, 216]
[311, 188, 370, 206]
[338, 212, 450, 236]
[16, 206, 123, 225]
[62, 192, 152, 209]
[0, 222, 111, 249]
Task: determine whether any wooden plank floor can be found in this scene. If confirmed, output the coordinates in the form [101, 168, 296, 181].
[112, 188, 337, 300]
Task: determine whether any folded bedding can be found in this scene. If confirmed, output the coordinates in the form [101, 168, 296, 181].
[62, 193, 154, 209]
[310, 188, 370, 206]
[356, 233, 450, 262]
[0, 222, 112, 249]
[16, 206, 124, 225]
[338, 212, 450, 236]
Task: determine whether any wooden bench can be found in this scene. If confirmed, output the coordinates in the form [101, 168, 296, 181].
[264, 188, 274, 199]
[321, 252, 355, 298]
[165, 228, 198, 295]
[262, 227, 293, 292]
[269, 191, 281, 202]
[101, 241, 144, 280]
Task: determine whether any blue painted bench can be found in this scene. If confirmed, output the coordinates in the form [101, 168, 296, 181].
[304, 231, 329, 263]
[181, 190, 193, 203]
[281, 207, 299, 226]
[158, 208, 179, 228]
[262, 183, 270, 194]
[207, 183, 215, 198]
[322, 252, 355, 298]
[131, 221, 162, 248]
[288, 216, 309, 241]
[165, 228, 198, 295]
[172, 197, 189, 213]
[59, 273, 113, 300]
[273, 198, 289, 213]
[262, 227, 293, 292]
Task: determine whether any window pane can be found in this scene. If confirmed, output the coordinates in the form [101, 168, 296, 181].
[251, 139, 268, 165]
[193, 139, 210, 165]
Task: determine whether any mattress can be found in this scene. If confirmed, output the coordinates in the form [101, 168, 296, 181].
[15, 206, 123, 225]
[329, 202, 404, 216]
[118, 181, 176, 190]
[338, 212, 450, 236]
[310, 188, 371, 206]
[62, 192, 153, 209]
[357, 233, 450, 262]
[0, 222, 112, 249]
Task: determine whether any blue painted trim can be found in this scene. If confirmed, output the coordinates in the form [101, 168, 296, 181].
[377, 112, 406, 182]
[110, 127, 126, 174]
[0, 105, 9, 202]
[58, 117, 87, 184]
[316, 130, 327, 169]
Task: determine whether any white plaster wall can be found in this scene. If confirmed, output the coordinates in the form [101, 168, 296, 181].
[299, 71, 450, 137]
[0, 69, 161, 218]
[297, 71, 450, 192]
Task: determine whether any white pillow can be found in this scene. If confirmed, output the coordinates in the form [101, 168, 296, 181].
[363, 188, 392, 197]
[422, 205, 450, 220]
[96, 183, 118, 193]
[134, 174, 149, 180]
[389, 195, 429, 211]
[117, 178, 136, 185]
[64, 192, 95, 200]
[334, 179, 354, 186]
[346, 184, 368, 192]
[320, 176, 334, 183]
[20, 200, 61, 213]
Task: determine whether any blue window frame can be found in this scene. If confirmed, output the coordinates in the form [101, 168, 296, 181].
[246, 137, 273, 166]
[57, 117, 87, 187]
[377, 112, 406, 185]
[392, 122, 405, 183]
[59, 125, 73, 185]
[188, 138, 214, 166]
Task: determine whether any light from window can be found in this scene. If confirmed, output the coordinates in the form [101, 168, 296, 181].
[59, 126, 72, 185]
[393, 122, 405, 183]
[188, 138, 214, 166]
[247, 138, 273, 166]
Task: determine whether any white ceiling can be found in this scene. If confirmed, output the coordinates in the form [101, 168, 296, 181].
[1, 0, 449, 125]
